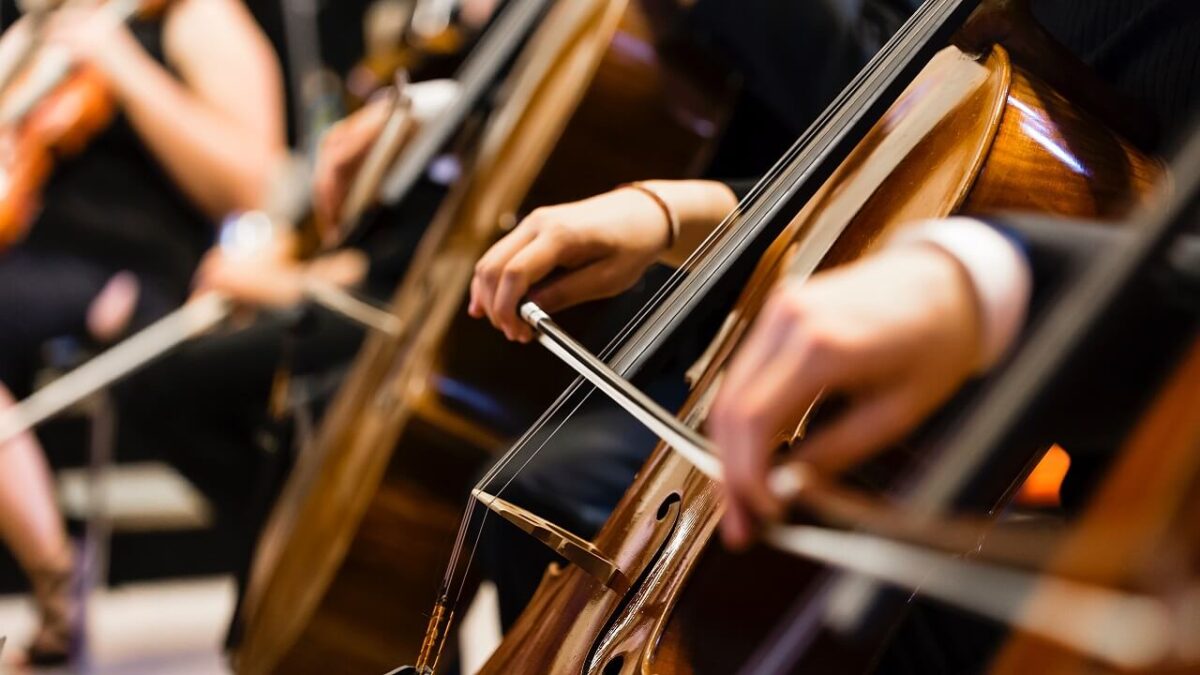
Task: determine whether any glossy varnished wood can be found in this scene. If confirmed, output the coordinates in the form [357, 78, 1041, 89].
[480, 43, 1160, 675]
[232, 2, 732, 673]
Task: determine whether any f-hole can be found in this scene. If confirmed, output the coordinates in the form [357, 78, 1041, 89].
[657, 493, 681, 520]
[586, 490, 685, 671]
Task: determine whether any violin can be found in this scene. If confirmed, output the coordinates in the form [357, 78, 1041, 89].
[232, 0, 734, 672]
[403, 0, 1166, 672]
[0, 0, 170, 250]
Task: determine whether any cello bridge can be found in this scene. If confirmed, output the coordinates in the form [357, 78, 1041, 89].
[473, 488, 629, 593]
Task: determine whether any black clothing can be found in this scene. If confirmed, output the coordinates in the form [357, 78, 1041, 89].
[115, 180, 443, 636]
[22, 17, 211, 300]
[689, 0, 910, 139]
[1033, 0, 1200, 149]
[693, 0, 909, 179]
[0, 249, 173, 394]
[0, 15, 209, 392]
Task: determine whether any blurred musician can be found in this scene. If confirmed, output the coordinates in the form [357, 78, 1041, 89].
[0, 0, 284, 663]
[467, 0, 1200, 668]
[111, 0, 492, 642]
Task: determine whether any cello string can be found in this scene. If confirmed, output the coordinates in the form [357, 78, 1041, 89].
[444, 389, 602, 605]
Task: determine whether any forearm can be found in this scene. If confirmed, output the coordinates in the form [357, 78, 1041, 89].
[887, 217, 1032, 371]
[635, 179, 739, 267]
[104, 48, 279, 217]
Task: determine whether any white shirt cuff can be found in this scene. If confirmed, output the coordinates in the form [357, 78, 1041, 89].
[407, 79, 460, 124]
[887, 217, 1032, 372]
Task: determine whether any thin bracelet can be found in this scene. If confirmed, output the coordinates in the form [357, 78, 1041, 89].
[620, 182, 680, 250]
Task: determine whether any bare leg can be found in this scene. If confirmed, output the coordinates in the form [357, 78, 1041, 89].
[0, 384, 74, 662]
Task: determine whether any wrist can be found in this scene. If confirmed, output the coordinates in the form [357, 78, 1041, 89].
[638, 180, 737, 266]
[619, 182, 679, 253]
[887, 217, 1032, 372]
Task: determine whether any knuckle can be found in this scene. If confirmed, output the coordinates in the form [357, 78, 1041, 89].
[475, 261, 498, 284]
[724, 400, 765, 433]
[541, 221, 572, 245]
[499, 265, 525, 286]
[777, 291, 812, 321]
[806, 323, 851, 359]
[523, 208, 552, 231]
[879, 399, 916, 431]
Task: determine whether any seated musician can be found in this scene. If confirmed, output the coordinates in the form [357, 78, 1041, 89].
[0, 0, 284, 663]
[111, 0, 497, 644]
[467, 0, 1200, 669]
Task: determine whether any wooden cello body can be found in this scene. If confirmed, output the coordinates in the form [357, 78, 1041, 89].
[478, 26, 1159, 675]
[233, 1, 732, 673]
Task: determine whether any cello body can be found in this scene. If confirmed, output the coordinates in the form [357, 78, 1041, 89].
[480, 36, 1159, 675]
[233, 1, 732, 673]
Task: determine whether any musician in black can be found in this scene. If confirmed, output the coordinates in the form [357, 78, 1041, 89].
[0, 0, 284, 663]
[110, 0, 497, 647]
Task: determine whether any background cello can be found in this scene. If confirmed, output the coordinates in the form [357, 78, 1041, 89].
[233, 1, 733, 672]
[980, 124, 1200, 675]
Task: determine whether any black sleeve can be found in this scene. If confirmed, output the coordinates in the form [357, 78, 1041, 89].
[992, 215, 1198, 511]
[686, 0, 912, 134]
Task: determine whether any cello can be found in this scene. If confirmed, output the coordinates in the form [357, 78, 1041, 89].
[986, 341, 1200, 674]
[746, 131, 1200, 671]
[233, 0, 733, 672]
[402, 0, 1166, 672]
[986, 336, 1200, 671]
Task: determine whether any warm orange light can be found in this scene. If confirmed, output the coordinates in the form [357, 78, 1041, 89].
[1016, 444, 1071, 508]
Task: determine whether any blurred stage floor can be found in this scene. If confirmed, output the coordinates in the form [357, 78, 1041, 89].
[0, 576, 234, 674]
